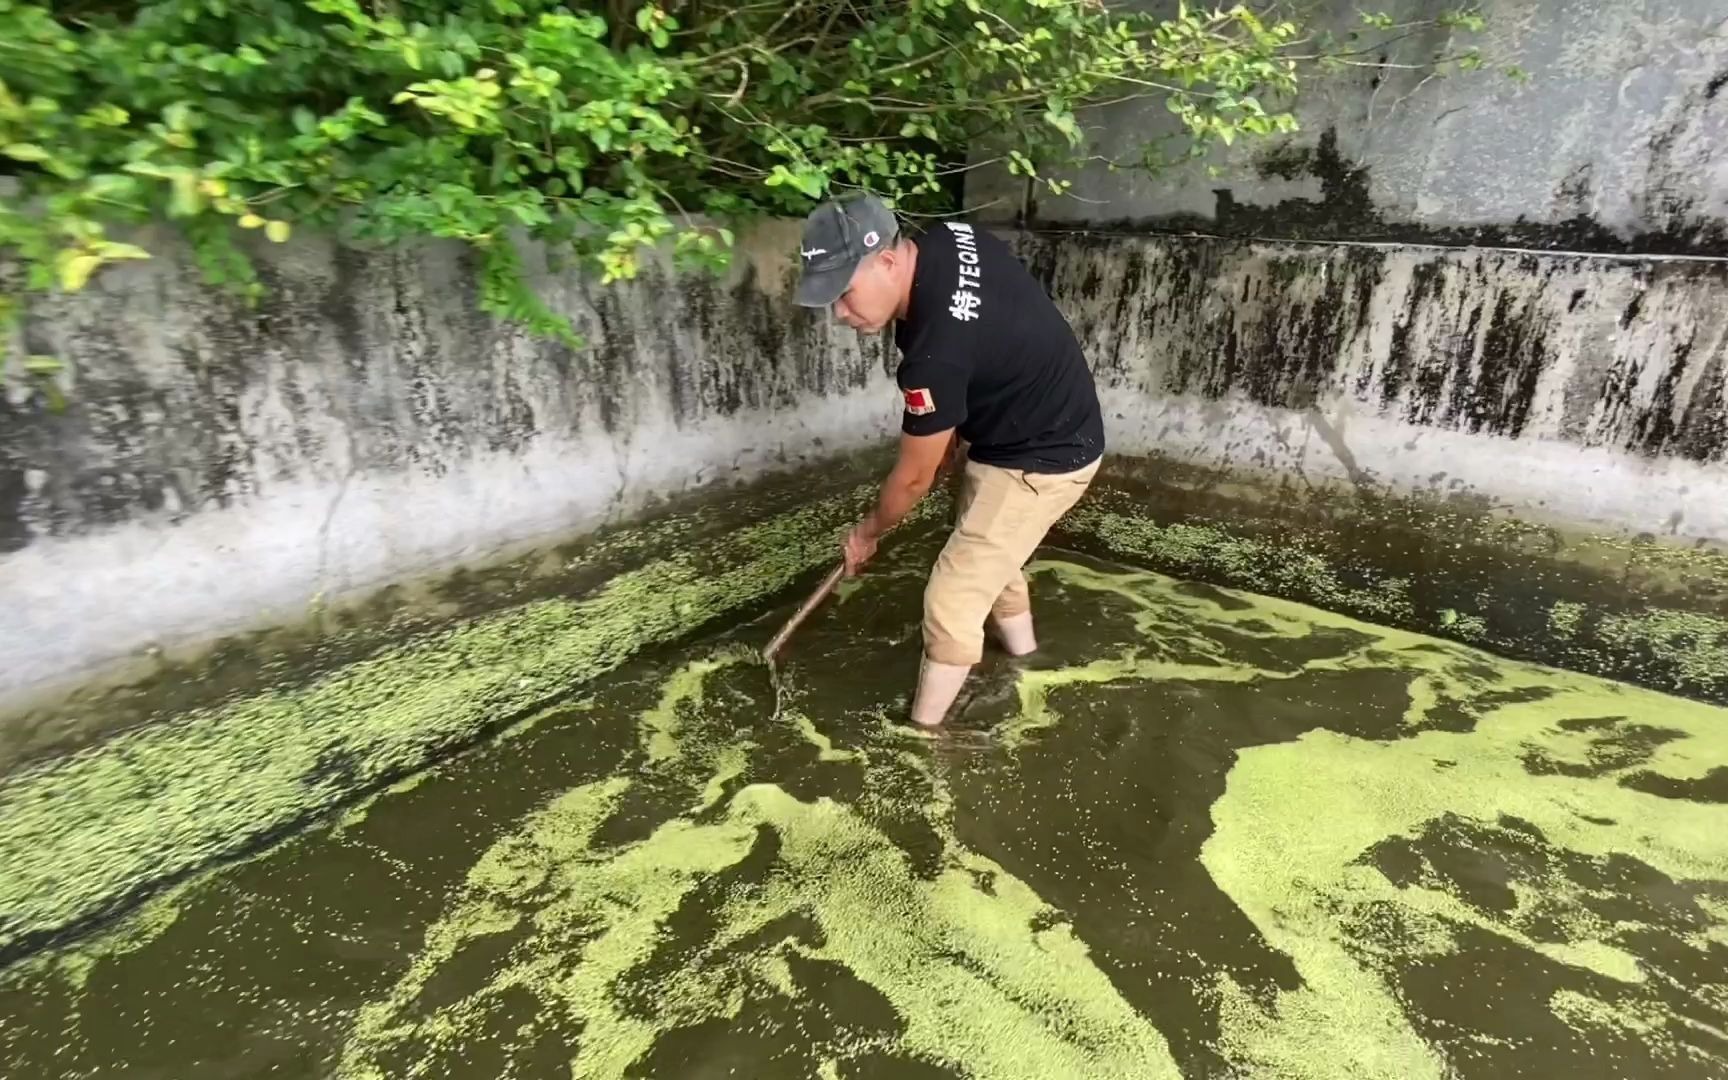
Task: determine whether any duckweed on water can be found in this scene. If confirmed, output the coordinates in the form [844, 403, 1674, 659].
[6, 543, 1726, 1078]
[1597, 608, 1728, 694]
[1200, 653, 1728, 1076]
[1003, 559, 1728, 1075]
[334, 641, 1180, 1078]
[332, 557, 1728, 1076]
[1065, 506, 1420, 623]
[1068, 503, 1728, 702]
[0, 483, 934, 963]
[340, 781, 1180, 1079]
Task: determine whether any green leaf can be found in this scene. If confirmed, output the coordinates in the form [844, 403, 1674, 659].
[98, 242, 152, 261]
[24, 355, 63, 375]
[168, 172, 204, 218]
[265, 220, 292, 242]
[59, 254, 103, 291]
[0, 0, 1439, 363]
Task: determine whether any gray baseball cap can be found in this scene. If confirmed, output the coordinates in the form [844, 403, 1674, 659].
[795, 194, 899, 308]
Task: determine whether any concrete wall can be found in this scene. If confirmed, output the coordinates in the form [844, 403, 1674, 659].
[969, 0, 1728, 558]
[0, 223, 895, 708]
[977, 0, 1728, 256]
[1017, 233, 1727, 543]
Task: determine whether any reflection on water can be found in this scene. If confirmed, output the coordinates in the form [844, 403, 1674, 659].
[3, 538, 1726, 1079]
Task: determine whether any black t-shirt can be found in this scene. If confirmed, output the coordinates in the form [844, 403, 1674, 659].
[892, 221, 1104, 473]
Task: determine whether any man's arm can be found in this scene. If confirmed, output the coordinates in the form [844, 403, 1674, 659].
[870, 429, 954, 533]
[843, 429, 953, 574]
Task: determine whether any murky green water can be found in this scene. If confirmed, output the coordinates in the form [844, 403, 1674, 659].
[3, 536, 1726, 1078]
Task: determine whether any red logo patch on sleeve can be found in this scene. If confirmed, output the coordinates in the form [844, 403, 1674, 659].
[903, 387, 936, 416]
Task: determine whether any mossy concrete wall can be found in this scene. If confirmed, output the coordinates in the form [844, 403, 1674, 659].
[1017, 232, 1727, 540]
[0, 221, 894, 716]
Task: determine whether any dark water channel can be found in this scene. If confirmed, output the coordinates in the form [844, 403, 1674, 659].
[2, 535, 1726, 1078]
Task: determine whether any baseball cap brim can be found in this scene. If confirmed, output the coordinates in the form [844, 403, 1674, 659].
[795, 258, 858, 308]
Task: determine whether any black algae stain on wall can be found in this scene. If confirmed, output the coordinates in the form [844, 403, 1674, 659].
[1051, 126, 1728, 259]
[1017, 229, 1728, 466]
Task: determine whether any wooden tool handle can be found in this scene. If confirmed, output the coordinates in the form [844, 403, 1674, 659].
[763, 563, 846, 659]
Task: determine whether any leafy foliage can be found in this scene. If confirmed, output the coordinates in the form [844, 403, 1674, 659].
[0, 0, 1489, 364]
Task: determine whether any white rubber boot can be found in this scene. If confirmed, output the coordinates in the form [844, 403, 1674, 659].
[992, 612, 1038, 657]
[911, 659, 973, 727]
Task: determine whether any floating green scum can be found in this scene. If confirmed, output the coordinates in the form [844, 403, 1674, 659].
[1, 545, 1725, 1078]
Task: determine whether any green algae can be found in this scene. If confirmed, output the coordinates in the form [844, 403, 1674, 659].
[7, 535, 1728, 1078]
[1065, 506, 1420, 625]
[1548, 988, 1668, 1039]
[0, 482, 933, 964]
[641, 653, 749, 765]
[697, 742, 751, 811]
[1066, 499, 1728, 704]
[1201, 658, 1728, 1077]
[1548, 598, 1728, 696]
[964, 556, 1728, 1075]
[1, 886, 187, 997]
[339, 779, 1180, 1079]
[1597, 608, 1728, 693]
[779, 707, 861, 763]
[1549, 600, 1587, 639]
[996, 558, 1476, 748]
[338, 614, 1180, 1078]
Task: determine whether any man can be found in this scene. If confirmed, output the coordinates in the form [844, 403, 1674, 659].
[795, 193, 1106, 726]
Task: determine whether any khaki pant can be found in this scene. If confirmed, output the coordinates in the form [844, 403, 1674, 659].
[923, 456, 1102, 666]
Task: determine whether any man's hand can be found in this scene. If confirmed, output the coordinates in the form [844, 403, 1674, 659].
[843, 517, 880, 577]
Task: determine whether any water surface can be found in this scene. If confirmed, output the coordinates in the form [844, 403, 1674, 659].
[3, 538, 1725, 1078]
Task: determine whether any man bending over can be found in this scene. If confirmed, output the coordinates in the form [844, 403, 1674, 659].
[795, 194, 1106, 726]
